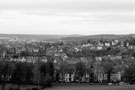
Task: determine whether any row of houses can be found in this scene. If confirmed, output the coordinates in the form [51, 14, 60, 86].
[54, 72, 121, 83]
[3, 54, 122, 83]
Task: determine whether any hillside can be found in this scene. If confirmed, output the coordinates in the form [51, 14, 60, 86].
[0, 34, 135, 42]
[61, 34, 135, 41]
[0, 34, 83, 42]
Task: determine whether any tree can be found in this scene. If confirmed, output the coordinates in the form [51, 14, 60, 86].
[101, 60, 115, 83]
[33, 62, 41, 86]
[75, 62, 85, 82]
[23, 63, 34, 84]
[11, 62, 33, 89]
[89, 65, 94, 82]
[33, 61, 54, 88]
[123, 64, 135, 84]
[0, 61, 15, 90]
[45, 61, 54, 77]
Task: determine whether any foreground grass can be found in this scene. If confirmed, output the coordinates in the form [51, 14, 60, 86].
[1, 84, 135, 90]
[45, 85, 135, 90]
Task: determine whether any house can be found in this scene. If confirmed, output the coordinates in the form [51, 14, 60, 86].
[81, 68, 91, 82]
[110, 56, 122, 61]
[95, 72, 121, 83]
[65, 74, 70, 82]
[96, 73, 107, 82]
[112, 40, 119, 46]
[98, 42, 104, 47]
[85, 74, 90, 82]
[111, 72, 121, 82]
[95, 57, 102, 61]
[74, 47, 80, 52]
[97, 46, 103, 50]
[105, 42, 111, 47]
[64, 73, 75, 82]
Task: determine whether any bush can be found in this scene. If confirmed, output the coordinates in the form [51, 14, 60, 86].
[31, 87, 39, 90]
[9, 88, 20, 90]
[44, 74, 53, 87]
[40, 74, 53, 88]
[9, 87, 14, 90]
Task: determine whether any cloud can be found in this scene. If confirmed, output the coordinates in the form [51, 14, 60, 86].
[0, 0, 134, 12]
[0, 0, 134, 35]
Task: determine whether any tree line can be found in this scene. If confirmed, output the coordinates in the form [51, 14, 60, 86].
[0, 60, 54, 90]
[1, 58, 135, 90]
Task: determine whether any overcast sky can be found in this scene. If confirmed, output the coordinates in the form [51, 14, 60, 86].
[0, 0, 134, 35]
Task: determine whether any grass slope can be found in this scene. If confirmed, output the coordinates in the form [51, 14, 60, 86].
[45, 85, 135, 90]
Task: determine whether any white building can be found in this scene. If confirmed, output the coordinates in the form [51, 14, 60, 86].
[65, 74, 74, 82]
[105, 42, 111, 47]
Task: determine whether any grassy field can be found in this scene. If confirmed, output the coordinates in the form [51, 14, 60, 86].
[45, 85, 135, 90]
[1, 84, 135, 90]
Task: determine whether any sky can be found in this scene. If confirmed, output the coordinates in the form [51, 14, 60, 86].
[0, 0, 135, 35]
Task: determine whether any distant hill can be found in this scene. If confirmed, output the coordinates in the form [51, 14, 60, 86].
[61, 34, 135, 41]
[0, 34, 135, 42]
[0, 34, 83, 42]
